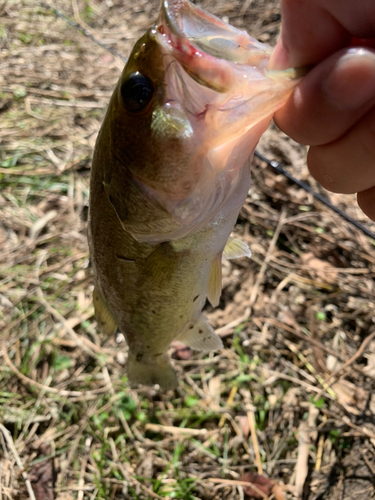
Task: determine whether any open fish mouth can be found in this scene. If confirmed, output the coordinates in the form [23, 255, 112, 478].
[127, 0, 305, 243]
[157, 0, 299, 93]
[154, 0, 303, 134]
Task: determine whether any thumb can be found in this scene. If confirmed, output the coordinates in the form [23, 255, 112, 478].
[269, 37, 292, 70]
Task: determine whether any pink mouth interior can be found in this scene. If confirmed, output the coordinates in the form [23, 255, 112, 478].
[158, 0, 273, 92]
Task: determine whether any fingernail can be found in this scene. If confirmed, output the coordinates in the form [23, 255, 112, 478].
[268, 39, 291, 70]
[324, 48, 375, 110]
[323, 174, 333, 185]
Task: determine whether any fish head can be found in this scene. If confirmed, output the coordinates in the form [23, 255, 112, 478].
[101, 0, 301, 242]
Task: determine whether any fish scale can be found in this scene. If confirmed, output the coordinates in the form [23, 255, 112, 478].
[89, 0, 301, 389]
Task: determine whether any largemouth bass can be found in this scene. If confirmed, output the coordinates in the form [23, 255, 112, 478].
[89, 0, 300, 389]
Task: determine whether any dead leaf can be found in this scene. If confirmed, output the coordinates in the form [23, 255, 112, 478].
[364, 352, 375, 378]
[208, 376, 221, 403]
[236, 415, 250, 438]
[29, 210, 57, 240]
[332, 378, 368, 415]
[136, 451, 153, 478]
[272, 483, 286, 500]
[364, 340, 375, 378]
[301, 252, 338, 284]
[172, 340, 193, 360]
[370, 393, 375, 415]
[295, 404, 319, 498]
[326, 331, 342, 372]
[295, 422, 310, 498]
[29, 444, 55, 500]
[239, 472, 284, 499]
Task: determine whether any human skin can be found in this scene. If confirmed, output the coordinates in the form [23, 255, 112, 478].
[269, 0, 375, 221]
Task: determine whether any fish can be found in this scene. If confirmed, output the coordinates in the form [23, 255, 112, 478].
[88, 0, 301, 389]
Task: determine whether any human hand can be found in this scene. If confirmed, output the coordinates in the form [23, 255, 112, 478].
[269, 0, 375, 221]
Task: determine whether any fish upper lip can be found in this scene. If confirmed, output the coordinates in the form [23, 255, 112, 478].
[157, 0, 237, 92]
[159, 0, 185, 40]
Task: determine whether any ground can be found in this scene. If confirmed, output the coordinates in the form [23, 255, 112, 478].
[1, 0, 375, 499]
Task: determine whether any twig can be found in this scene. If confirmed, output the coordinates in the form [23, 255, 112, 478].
[71, 0, 97, 38]
[265, 370, 335, 397]
[144, 423, 207, 436]
[285, 340, 336, 399]
[1, 346, 108, 397]
[255, 150, 375, 241]
[295, 405, 319, 497]
[109, 446, 164, 500]
[36, 290, 98, 357]
[309, 307, 326, 373]
[324, 329, 375, 385]
[342, 417, 375, 440]
[57, 402, 100, 489]
[312, 329, 375, 403]
[77, 437, 92, 500]
[240, 390, 263, 475]
[315, 434, 324, 471]
[249, 207, 287, 307]
[102, 366, 134, 440]
[216, 308, 251, 337]
[295, 422, 309, 498]
[3, 304, 40, 337]
[208, 478, 268, 499]
[258, 317, 346, 360]
[40, 2, 125, 67]
[361, 449, 375, 476]
[28, 96, 107, 108]
[218, 386, 237, 428]
[0, 424, 37, 500]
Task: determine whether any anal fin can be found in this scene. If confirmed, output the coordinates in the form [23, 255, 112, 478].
[93, 286, 117, 336]
[223, 237, 251, 260]
[178, 315, 223, 352]
[207, 255, 222, 307]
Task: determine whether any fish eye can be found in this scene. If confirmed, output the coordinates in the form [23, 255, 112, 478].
[120, 72, 154, 113]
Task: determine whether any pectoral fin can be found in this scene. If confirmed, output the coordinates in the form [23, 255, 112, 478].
[223, 237, 251, 260]
[93, 287, 117, 336]
[207, 255, 222, 307]
[178, 315, 223, 352]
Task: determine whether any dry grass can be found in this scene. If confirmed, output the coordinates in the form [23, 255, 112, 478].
[1, 1, 375, 499]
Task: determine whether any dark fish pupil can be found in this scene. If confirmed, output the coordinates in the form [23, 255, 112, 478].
[120, 72, 154, 112]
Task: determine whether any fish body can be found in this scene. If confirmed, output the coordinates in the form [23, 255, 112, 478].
[89, 0, 300, 388]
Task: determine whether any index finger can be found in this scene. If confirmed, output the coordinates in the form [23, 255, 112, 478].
[272, 0, 375, 68]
